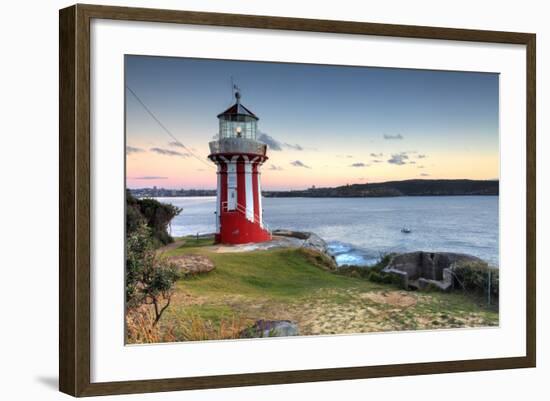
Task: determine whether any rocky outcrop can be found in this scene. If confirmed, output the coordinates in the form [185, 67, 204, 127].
[167, 254, 215, 277]
[383, 251, 486, 291]
[271, 229, 310, 240]
[271, 230, 337, 269]
[272, 230, 330, 254]
[303, 232, 331, 254]
[240, 320, 299, 338]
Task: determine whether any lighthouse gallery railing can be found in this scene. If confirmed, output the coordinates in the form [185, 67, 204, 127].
[209, 138, 267, 156]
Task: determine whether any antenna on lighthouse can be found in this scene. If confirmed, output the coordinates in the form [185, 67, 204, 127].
[230, 76, 241, 103]
[235, 89, 241, 104]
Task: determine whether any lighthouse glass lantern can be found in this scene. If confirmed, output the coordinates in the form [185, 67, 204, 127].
[218, 93, 258, 140]
[208, 91, 271, 244]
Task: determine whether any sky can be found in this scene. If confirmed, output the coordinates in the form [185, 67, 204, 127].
[125, 55, 499, 191]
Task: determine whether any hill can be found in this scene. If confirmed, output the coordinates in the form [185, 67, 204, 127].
[263, 179, 499, 198]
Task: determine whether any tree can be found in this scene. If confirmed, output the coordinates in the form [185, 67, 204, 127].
[126, 190, 182, 245]
[126, 223, 179, 325]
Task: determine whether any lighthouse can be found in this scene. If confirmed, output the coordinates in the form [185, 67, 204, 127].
[208, 90, 272, 244]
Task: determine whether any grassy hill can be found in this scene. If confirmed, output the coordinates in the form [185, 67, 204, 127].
[131, 237, 498, 343]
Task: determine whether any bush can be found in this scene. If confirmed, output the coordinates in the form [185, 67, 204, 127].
[336, 254, 399, 286]
[126, 223, 179, 325]
[126, 190, 182, 246]
[452, 261, 499, 299]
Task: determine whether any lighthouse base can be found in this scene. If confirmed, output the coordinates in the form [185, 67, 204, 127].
[216, 212, 272, 245]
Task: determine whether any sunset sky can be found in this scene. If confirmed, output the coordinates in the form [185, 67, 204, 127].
[125, 55, 499, 191]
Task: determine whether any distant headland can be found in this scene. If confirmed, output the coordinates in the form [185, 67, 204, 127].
[129, 179, 498, 198]
[263, 179, 499, 198]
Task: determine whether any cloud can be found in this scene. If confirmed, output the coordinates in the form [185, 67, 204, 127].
[409, 161, 416, 164]
[387, 153, 409, 165]
[268, 164, 284, 171]
[417, 165, 425, 169]
[290, 160, 311, 169]
[168, 141, 185, 148]
[420, 173, 430, 177]
[150, 147, 190, 157]
[370, 153, 383, 157]
[417, 154, 427, 159]
[337, 154, 354, 158]
[284, 143, 304, 151]
[372, 159, 383, 163]
[133, 176, 168, 180]
[258, 133, 283, 151]
[350, 162, 368, 167]
[126, 146, 144, 155]
[383, 134, 404, 140]
[258, 132, 304, 151]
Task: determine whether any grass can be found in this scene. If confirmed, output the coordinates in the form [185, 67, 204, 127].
[169, 236, 216, 250]
[139, 236, 499, 343]
[183, 249, 380, 299]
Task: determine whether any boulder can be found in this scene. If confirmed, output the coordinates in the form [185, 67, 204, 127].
[167, 254, 215, 276]
[240, 320, 299, 338]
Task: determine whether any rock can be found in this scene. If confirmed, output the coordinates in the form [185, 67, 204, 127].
[383, 251, 486, 291]
[271, 229, 310, 240]
[240, 320, 299, 338]
[211, 229, 337, 270]
[167, 254, 215, 276]
[270, 230, 338, 269]
[302, 232, 329, 254]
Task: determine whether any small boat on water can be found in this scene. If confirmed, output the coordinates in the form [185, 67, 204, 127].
[401, 227, 412, 234]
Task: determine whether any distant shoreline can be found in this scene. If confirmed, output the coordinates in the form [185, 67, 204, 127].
[130, 179, 499, 198]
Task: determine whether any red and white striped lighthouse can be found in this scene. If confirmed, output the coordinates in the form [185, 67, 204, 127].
[208, 90, 272, 244]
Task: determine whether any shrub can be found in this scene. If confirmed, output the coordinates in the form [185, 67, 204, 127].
[336, 254, 400, 287]
[367, 270, 400, 285]
[126, 223, 179, 325]
[126, 191, 145, 235]
[452, 261, 499, 299]
[126, 190, 182, 245]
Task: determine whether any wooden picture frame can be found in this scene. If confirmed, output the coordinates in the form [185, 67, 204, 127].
[59, 3, 536, 397]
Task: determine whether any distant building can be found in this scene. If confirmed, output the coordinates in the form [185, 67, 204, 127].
[208, 90, 271, 244]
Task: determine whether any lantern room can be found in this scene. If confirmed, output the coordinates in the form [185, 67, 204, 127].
[217, 92, 259, 140]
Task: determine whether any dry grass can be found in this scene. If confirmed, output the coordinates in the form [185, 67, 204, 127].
[126, 306, 246, 343]
[176, 313, 246, 341]
[126, 307, 176, 344]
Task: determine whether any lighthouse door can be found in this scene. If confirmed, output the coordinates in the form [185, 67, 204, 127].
[227, 188, 237, 210]
[227, 162, 237, 210]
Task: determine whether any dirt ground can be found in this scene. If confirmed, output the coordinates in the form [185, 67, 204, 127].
[169, 287, 497, 337]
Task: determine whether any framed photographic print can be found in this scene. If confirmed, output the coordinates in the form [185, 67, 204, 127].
[59, 4, 536, 397]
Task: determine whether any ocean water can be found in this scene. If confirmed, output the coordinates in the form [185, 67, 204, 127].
[156, 196, 499, 267]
